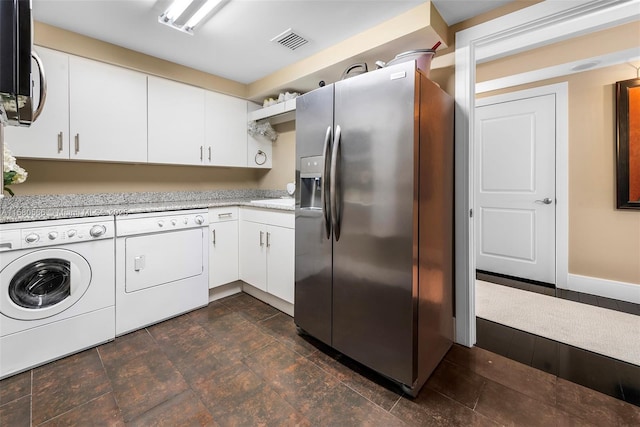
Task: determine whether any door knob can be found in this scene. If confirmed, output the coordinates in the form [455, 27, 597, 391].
[535, 198, 553, 205]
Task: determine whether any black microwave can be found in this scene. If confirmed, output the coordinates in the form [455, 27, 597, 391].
[0, 0, 46, 127]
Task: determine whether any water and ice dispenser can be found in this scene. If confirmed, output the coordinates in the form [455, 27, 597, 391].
[300, 155, 323, 209]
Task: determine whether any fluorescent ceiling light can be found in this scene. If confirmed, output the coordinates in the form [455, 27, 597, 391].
[159, 0, 224, 35]
[161, 0, 193, 22]
[185, 0, 222, 30]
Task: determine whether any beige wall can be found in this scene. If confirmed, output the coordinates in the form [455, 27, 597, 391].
[476, 21, 640, 83]
[477, 44, 640, 285]
[566, 66, 640, 285]
[256, 122, 296, 191]
[13, 160, 260, 195]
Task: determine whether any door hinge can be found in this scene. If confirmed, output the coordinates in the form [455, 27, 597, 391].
[470, 209, 473, 218]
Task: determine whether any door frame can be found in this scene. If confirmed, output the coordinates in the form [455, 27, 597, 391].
[453, 0, 640, 346]
[475, 83, 569, 289]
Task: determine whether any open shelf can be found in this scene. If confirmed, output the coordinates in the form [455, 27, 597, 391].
[248, 98, 296, 124]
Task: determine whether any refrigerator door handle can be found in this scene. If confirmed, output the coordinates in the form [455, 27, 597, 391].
[322, 126, 332, 239]
[330, 125, 341, 241]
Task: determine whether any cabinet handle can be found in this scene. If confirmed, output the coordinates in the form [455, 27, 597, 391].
[212, 229, 216, 245]
[200, 146, 203, 161]
[57, 132, 63, 153]
[74, 134, 80, 154]
[208, 146, 212, 161]
[218, 212, 233, 218]
[259, 231, 264, 246]
[266, 231, 271, 247]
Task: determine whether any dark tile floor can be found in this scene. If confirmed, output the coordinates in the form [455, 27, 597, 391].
[475, 271, 640, 408]
[476, 318, 640, 407]
[2, 293, 639, 426]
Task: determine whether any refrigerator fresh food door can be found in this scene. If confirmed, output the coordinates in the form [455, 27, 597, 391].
[294, 84, 334, 345]
[332, 62, 418, 386]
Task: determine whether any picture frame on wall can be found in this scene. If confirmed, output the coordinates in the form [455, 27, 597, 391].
[616, 78, 640, 210]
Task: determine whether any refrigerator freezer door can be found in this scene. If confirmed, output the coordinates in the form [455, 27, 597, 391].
[294, 84, 334, 345]
[332, 62, 418, 385]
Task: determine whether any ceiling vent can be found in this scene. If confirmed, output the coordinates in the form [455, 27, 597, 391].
[270, 28, 308, 51]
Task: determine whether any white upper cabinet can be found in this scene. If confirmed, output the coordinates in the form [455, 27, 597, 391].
[5, 47, 70, 159]
[205, 91, 247, 167]
[6, 47, 271, 170]
[148, 76, 205, 166]
[69, 56, 147, 163]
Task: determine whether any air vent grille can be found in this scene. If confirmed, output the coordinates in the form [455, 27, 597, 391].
[270, 28, 308, 51]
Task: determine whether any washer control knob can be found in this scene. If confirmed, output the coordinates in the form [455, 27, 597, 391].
[194, 215, 204, 225]
[25, 233, 40, 244]
[67, 229, 77, 238]
[171, 219, 177, 226]
[48, 231, 59, 240]
[158, 220, 164, 228]
[89, 225, 107, 238]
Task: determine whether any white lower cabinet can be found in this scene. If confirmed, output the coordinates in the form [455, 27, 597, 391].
[264, 225, 295, 303]
[239, 208, 294, 304]
[239, 220, 267, 290]
[208, 207, 239, 288]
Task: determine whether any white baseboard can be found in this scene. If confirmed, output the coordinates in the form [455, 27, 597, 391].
[241, 283, 294, 317]
[208, 282, 242, 302]
[563, 274, 640, 304]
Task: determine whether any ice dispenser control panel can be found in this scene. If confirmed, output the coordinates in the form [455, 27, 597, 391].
[300, 155, 323, 210]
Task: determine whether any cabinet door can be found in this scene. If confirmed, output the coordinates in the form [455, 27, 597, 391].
[209, 221, 239, 288]
[69, 57, 147, 162]
[266, 225, 295, 304]
[238, 220, 267, 291]
[205, 91, 247, 167]
[148, 77, 205, 165]
[5, 47, 70, 159]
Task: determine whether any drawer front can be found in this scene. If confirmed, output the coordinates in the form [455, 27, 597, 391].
[208, 206, 239, 223]
[239, 207, 294, 229]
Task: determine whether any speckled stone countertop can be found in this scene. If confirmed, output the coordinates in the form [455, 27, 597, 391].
[0, 190, 294, 224]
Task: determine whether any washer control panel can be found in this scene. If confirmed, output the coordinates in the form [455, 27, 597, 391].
[0, 219, 115, 251]
[115, 209, 208, 237]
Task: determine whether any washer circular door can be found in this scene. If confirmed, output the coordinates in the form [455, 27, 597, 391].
[0, 249, 92, 320]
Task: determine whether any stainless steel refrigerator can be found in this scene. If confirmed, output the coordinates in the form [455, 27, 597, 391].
[294, 60, 454, 397]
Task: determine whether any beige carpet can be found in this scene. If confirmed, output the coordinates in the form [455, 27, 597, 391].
[475, 280, 640, 366]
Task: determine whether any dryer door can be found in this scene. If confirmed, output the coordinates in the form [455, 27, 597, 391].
[0, 249, 91, 320]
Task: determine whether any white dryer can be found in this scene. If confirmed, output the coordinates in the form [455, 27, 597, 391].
[0, 216, 115, 379]
[115, 209, 209, 336]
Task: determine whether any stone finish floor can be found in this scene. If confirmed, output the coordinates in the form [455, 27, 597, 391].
[1, 292, 639, 426]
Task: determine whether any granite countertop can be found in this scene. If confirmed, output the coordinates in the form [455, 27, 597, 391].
[0, 190, 294, 224]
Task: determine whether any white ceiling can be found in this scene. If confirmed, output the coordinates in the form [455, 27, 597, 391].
[33, 0, 514, 85]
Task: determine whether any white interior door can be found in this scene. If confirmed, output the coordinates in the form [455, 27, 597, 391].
[475, 94, 556, 284]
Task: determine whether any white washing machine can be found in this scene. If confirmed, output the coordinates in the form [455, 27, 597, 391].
[115, 209, 209, 336]
[0, 216, 115, 379]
